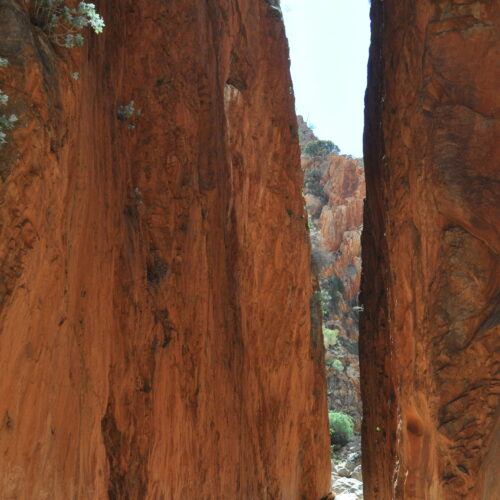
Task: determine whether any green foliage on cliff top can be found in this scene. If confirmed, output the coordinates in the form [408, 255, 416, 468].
[303, 139, 340, 158]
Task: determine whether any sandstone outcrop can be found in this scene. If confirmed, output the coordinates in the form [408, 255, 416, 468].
[361, 1, 500, 499]
[320, 155, 364, 306]
[0, 1, 330, 498]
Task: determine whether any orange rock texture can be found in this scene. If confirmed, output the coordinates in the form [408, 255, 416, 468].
[0, 1, 331, 498]
[361, 1, 499, 499]
[320, 155, 364, 304]
[302, 152, 365, 335]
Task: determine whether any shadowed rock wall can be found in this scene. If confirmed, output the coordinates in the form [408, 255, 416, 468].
[361, 1, 499, 499]
[0, 1, 330, 498]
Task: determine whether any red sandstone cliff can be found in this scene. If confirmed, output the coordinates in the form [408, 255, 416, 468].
[361, 1, 500, 499]
[320, 155, 364, 306]
[0, 1, 330, 498]
[302, 151, 364, 341]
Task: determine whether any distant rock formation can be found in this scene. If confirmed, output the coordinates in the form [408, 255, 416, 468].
[299, 117, 365, 427]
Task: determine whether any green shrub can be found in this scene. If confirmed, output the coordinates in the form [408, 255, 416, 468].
[303, 166, 327, 202]
[323, 274, 345, 296]
[320, 274, 345, 314]
[323, 327, 338, 348]
[31, 1, 105, 48]
[328, 411, 354, 447]
[303, 140, 340, 158]
[332, 359, 344, 372]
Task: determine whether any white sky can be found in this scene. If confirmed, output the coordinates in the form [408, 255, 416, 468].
[281, 0, 371, 157]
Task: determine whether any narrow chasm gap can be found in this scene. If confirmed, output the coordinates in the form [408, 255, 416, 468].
[299, 119, 365, 498]
[283, 2, 370, 498]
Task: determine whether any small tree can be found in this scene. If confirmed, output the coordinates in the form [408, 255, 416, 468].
[303, 140, 340, 158]
[303, 166, 328, 202]
[321, 274, 345, 314]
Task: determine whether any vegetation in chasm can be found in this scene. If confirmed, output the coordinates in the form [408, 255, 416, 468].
[303, 139, 340, 159]
[329, 411, 354, 447]
[300, 115, 365, 496]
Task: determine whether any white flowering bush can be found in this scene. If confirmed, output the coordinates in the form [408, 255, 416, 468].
[31, 1, 105, 48]
[0, 112, 17, 145]
[0, 59, 17, 146]
[117, 101, 141, 130]
[117, 101, 136, 122]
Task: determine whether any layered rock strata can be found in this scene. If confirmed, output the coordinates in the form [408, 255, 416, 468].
[361, 1, 500, 499]
[0, 1, 330, 498]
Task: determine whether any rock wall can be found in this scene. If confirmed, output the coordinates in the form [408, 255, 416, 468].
[317, 155, 364, 426]
[299, 118, 365, 339]
[361, 1, 499, 499]
[320, 155, 364, 307]
[0, 1, 331, 498]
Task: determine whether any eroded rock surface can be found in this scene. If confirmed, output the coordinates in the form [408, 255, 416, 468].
[0, 1, 330, 498]
[361, 1, 500, 499]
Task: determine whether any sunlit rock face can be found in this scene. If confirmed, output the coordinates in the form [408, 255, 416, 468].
[0, 1, 331, 498]
[361, 1, 500, 499]
[320, 155, 365, 306]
